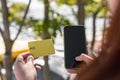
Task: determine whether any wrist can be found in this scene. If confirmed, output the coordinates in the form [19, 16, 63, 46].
[16, 75, 37, 80]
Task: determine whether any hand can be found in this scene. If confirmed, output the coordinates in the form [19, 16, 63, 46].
[13, 53, 41, 80]
[67, 53, 94, 73]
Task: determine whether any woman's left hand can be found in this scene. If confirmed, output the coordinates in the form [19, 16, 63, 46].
[67, 52, 94, 73]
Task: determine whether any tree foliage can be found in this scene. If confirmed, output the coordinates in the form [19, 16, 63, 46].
[26, 11, 71, 38]
[9, 3, 27, 24]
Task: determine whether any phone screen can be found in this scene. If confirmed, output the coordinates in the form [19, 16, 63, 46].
[64, 26, 87, 69]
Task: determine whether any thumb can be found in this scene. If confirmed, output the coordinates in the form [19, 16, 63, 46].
[27, 55, 34, 63]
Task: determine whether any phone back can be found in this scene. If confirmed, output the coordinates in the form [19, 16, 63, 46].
[64, 26, 87, 69]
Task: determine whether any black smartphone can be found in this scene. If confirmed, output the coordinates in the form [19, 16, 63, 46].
[64, 26, 87, 69]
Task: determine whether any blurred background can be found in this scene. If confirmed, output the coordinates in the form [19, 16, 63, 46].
[0, 0, 109, 80]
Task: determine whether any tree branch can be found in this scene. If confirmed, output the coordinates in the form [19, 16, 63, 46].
[13, 0, 31, 42]
[91, 5, 105, 50]
[76, 0, 85, 25]
[0, 27, 4, 37]
[1, 0, 10, 40]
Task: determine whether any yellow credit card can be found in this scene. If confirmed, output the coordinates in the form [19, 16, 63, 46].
[28, 39, 55, 57]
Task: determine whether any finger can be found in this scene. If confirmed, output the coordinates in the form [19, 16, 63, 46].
[27, 55, 34, 63]
[87, 48, 96, 58]
[80, 54, 93, 64]
[35, 65, 41, 71]
[14, 54, 25, 69]
[75, 54, 93, 64]
[75, 56, 82, 61]
[67, 69, 77, 73]
[75, 53, 86, 61]
[21, 52, 31, 58]
[15, 54, 25, 64]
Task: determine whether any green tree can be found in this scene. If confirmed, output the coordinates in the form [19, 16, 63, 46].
[76, 0, 85, 25]
[54, 0, 85, 25]
[0, 0, 31, 80]
[51, 0, 109, 50]
[85, 0, 108, 50]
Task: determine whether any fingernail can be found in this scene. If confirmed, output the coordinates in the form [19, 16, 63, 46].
[75, 56, 82, 61]
[27, 55, 34, 61]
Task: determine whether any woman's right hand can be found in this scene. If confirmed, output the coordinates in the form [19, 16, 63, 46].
[13, 53, 41, 80]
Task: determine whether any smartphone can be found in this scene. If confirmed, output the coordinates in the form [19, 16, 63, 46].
[64, 26, 87, 69]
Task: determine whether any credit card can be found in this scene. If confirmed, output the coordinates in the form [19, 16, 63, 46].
[28, 39, 55, 57]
